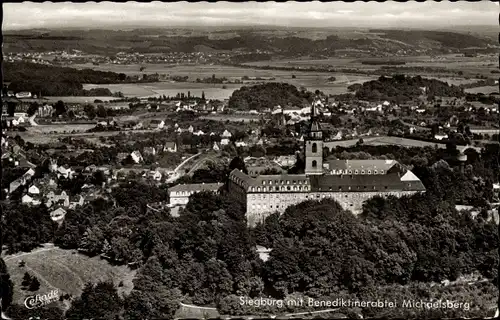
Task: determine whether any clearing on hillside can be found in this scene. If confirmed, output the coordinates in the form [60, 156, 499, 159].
[4, 244, 136, 310]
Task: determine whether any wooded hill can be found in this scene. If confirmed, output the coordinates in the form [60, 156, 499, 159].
[228, 83, 313, 111]
[348, 75, 465, 102]
[4, 28, 497, 55]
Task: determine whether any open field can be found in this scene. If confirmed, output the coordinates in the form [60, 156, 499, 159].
[71, 63, 377, 99]
[244, 54, 497, 78]
[28, 124, 96, 133]
[465, 86, 499, 94]
[10, 126, 158, 144]
[4, 244, 136, 308]
[44, 96, 121, 103]
[200, 114, 261, 123]
[324, 136, 482, 152]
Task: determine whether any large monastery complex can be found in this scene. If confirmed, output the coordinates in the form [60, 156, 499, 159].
[227, 101, 426, 226]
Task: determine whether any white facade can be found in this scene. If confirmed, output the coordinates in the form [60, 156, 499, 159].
[28, 185, 40, 195]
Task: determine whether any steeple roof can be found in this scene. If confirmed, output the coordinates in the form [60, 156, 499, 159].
[309, 99, 322, 132]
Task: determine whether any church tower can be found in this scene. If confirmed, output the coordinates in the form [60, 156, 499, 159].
[304, 100, 324, 175]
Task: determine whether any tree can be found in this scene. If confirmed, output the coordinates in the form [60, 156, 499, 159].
[96, 105, 107, 118]
[66, 282, 123, 320]
[54, 100, 67, 116]
[7, 102, 16, 116]
[84, 104, 96, 119]
[22, 272, 32, 288]
[27, 102, 40, 116]
[0, 258, 14, 313]
[28, 277, 40, 292]
[201, 91, 206, 100]
[229, 156, 248, 174]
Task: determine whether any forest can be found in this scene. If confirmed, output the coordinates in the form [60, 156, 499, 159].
[228, 83, 313, 111]
[3, 62, 153, 96]
[347, 75, 465, 102]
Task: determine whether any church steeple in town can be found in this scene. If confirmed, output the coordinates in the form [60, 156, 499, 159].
[304, 99, 324, 175]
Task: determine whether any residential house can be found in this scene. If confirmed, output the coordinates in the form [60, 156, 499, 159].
[131, 151, 143, 163]
[221, 130, 232, 138]
[152, 170, 162, 181]
[164, 142, 177, 153]
[274, 155, 297, 167]
[193, 130, 205, 136]
[434, 134, 448, 141]
[9, 177, 25, 194]
[68, 195, 85, 209]
[143, 147, 156, 156]
[235, 141, 247, 147]
[50, 208, 67, 222]
[117, 152, 129, 163]
[28, 185, 40, 195]
[213, 142, 220, 151]
[220, 138, 230, 146]
[57, 166, 75, 179]
[332, 130, 343, 140]
[45, 190, 70, 208]
[22, 194, 34, 204]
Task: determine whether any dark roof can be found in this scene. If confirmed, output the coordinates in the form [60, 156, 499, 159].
[309, 173, 425, 192]
[310, 120, 321, 132]
[169, 182, 223, 193]
[325, 160, 398, 173]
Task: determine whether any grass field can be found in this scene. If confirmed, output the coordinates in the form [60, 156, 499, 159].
[28, 124, 97, 133]
[324, 136, 482, 152]
[70, 63, 376, 99]
[244, 54, 497, 78]
[44, 96, 121, 103]
[12, 127, 161, 144]
[200, 114, 261, 123]
[4, 244, 136, 309]
[465, 86, 499, 94]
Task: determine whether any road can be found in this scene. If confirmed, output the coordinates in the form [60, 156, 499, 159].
[186, 154, 219, 175]
[166, 152, 203, 183]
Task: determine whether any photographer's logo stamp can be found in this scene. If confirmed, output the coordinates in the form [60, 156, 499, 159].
[24, 289, 60, 309]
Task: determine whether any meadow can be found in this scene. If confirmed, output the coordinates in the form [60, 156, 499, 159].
[324, 136, 482, 152]
[4, 244, 136, 308]
[29, 124, 97, 133]
[44, 96, 121, 103]
[465, 85, 499, 94]
[244, 54, 497, 78]
[72, 63, 376, 99]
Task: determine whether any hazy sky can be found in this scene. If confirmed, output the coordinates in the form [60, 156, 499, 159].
[3, 1, 499, 30]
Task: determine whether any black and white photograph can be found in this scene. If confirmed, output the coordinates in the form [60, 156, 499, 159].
[1, 1, 499, 319]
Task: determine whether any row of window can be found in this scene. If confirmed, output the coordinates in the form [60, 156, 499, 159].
[251, 185, 310, 192]
[331, 169, 385, 175]
[261, 179, 308, 186]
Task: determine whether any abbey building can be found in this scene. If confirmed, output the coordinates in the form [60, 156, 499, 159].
[227, 101, 426, 226]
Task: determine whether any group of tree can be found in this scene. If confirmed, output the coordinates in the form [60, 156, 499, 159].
[21, 272, 40, 291]
[4, 61, 144, 96]
[228, 83, 313, 111]
[195, 74, 228, 84]
[348, 75, 465, 103]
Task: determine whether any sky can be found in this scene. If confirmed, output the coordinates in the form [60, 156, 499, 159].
[3, 1, 499, 30]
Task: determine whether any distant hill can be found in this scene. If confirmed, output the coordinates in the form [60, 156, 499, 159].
[348, 75, 465, 102]
[228, 83, 313, 111]
[3, 28, 497, 56]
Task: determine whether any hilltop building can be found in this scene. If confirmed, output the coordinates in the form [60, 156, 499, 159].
[227, 100, 426, 226]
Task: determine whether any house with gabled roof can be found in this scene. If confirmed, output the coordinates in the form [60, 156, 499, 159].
[50, 207, 67, 222]
[163, 142, 177, 153]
